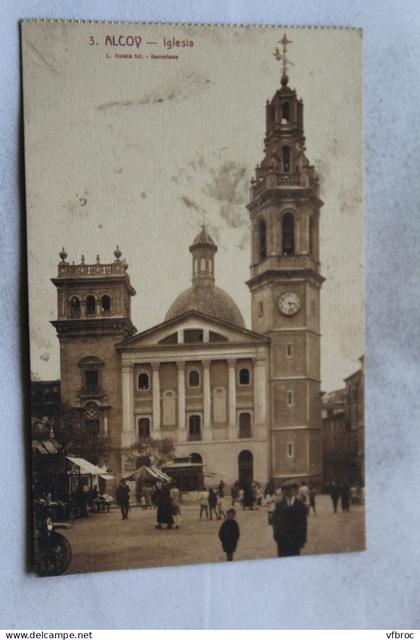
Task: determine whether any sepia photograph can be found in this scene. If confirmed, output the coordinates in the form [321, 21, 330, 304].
[22, 21, 364, 576]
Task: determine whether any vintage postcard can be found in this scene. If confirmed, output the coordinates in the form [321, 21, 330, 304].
[22, 21, 364, 575]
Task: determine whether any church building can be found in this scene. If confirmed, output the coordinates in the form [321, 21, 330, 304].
[51, 45, 325, 487]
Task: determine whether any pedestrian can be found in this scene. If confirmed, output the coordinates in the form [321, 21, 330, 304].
[308, 483, 316, 515]
[77, 483, 89, 517]
[218, 480, 225, 497]
[330, 480, 341, 514]
[266, 491, 276, 526]
[89, 485, 98, 513]
[217, 488, 227, 520]
[298, 481, 310, 512]
[218, 508, 240, 561]
[208, 488, 218, 520]
[169, 482, 181, 529]
[243, 481, 254, 510]
[264, 479, 275, 498]
[198, 486, 209, 520]
[230, 482, 239, 507]
[116, 478, 130, 520]
[143, 485, 153, 509]
[341, 480, 351, 512]
[156, 483, 174, 529]
[255, 483, 263, 507]
[272, 481, 307, 557]
[135, 480, 142, 507]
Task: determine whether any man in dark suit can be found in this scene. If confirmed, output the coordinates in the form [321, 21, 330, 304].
[272, 481, 308, 557]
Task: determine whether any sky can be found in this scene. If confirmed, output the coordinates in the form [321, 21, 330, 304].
[23, 22, 364, 391]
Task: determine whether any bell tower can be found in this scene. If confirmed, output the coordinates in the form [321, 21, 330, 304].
[247, 35, 325, 483]
[51, 247, 136, 470]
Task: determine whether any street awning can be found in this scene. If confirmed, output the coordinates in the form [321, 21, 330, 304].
[123, 465, 173, 483]
[66, 456, 113, 478]
[32, 439, 61, 455]
[99, 473, 114, 480]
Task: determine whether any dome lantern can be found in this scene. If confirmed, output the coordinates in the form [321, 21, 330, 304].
[189, 225, 218, 286]
[164, 227, 245, 327]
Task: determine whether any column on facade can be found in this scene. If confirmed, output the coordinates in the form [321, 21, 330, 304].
[121, 363, 135, 446]
[227, 358, 237, 439]
[177, 361, 187, 442]
[202, 360, 212, 441]
[151, 362, 161, 438]
[253, 353, 267, 429]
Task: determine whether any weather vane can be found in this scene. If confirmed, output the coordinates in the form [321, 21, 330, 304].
[273, 33, 293, 83]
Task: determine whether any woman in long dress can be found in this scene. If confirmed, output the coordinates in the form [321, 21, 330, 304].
[156, 483, 174, 529]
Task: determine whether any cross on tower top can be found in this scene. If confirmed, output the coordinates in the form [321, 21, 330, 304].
[273, 33, 293, 86]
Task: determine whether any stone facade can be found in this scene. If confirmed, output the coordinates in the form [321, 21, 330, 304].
[51, 67, 325, 486]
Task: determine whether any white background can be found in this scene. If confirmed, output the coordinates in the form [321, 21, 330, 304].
[0, 0, 420, 630]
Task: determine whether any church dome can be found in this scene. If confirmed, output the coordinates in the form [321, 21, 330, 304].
[165, 283, 245, 327]
[164, 226, 245, 328]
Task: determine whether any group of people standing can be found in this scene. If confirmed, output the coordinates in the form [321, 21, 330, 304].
[115, 478, 182, 528]
[328, 480, 352, 513]
[155, 482, 181, 529]
[198, 481, 227, 521]
[230, 480, 263, 510]
[219, 480, 310, 561]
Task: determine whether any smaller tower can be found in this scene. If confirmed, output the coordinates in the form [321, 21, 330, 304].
[51, 247, 136, 468]
[190, 226, 217, 286]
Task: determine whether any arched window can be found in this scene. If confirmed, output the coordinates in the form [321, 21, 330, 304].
[282, 213, 295, 256]
[189, 415, 201, 441]
[138, 417, 150, 439]
[239, 368, 250, 385]
[190, 453, 203, 464]
[309, 216, 315, 256]
[282, 102, 290, 122]
[200, 257, 206, 271]
[259, 219, 267, 260]
[258, 302, 264, 317]
[282, 146, 290, 172]
[239, 413, 252, 438]
[138, 373, 149, 391]
[188, 369, 200, 388]
[86, 295, 96, 315]
[101, 295, 111, 313]
[70, 296, 80, 318]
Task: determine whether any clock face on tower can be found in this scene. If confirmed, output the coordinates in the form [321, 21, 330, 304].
[278, 291, 301, 316]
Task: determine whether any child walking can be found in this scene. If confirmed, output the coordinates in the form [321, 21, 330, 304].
[218, 508, 240, 561]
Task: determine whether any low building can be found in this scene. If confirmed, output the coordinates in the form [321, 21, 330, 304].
[322, 356, 364, 484]
[344, 356, 365, 483]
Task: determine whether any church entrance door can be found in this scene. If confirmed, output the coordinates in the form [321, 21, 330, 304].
[238, 450, 253, 485]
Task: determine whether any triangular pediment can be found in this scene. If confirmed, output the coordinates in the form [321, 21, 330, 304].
[116, 310, 269, 350]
